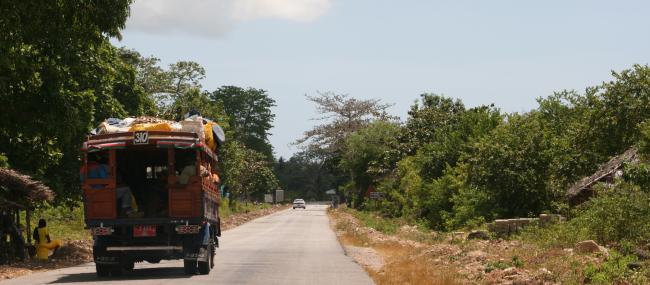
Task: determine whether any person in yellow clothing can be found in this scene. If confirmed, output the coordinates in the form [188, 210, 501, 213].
[33, 219, 62, 260]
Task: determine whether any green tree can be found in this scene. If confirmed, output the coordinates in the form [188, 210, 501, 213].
[210, 86, 276, 159]
[167, 88, 227, 123]
[275, 153, 337, 201]
[295, 92, 394, 159]
[463, 113, 556, 218]
[588, 65, 650, 157]
[340, 120, 401, 207]
[0, 0, 135, 202]
[117, 48, 170, 116]
[221, 141, 279, 203]
[156, 61, 206, 119]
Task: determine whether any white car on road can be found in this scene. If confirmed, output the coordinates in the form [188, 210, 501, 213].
[293, 199, 306, 209]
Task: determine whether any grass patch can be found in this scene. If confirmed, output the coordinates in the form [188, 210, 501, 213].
[219, 198, 272, 219]
[484, 256, 524, 273]
[25, 202, 89, 241]
[583, 251, 648, 285]
[343, 208, 401, 235]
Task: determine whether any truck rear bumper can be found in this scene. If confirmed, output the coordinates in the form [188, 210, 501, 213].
[106, 246, 182, 251]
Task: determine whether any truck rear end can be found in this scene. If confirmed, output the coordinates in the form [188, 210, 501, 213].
[82, 125, 222, 277]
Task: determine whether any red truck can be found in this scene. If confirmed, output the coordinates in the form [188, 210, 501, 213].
[81, 126, 222, 277]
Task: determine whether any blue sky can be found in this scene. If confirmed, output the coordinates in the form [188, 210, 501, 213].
[116, 0, 650, 158]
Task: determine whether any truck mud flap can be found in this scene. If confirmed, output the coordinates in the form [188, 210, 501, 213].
[184, 246, 209, 261]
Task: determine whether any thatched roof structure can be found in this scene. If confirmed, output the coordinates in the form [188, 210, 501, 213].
[0, 167, 54, 208]
[566, 148, 639, 205]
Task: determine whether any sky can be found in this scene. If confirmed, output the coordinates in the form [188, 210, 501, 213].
[115, 0, 650, 159]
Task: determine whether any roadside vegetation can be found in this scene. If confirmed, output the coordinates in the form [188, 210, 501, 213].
[332, 205, 650, 284]
[305, 65, 650, 284]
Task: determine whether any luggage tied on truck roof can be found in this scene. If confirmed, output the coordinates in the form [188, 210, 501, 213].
[92, 115, 226, 151]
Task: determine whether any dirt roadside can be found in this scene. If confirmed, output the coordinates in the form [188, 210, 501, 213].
[0, 204, 289, 280]
[328, 208, 594, 285]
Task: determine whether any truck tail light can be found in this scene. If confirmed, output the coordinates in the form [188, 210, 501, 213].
[175, 225, 201, 234]
[92, 227, 114, 236]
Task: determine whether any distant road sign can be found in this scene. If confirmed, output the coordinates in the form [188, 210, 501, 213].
[275, 189, 284, 202]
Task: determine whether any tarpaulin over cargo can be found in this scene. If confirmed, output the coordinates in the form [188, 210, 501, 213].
[129, 123, 173, 132]
[92, 115, 224, 152]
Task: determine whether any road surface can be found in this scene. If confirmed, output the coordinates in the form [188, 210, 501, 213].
[0, 205, 374, 285]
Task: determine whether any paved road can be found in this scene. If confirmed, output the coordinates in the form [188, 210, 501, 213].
[1, 205, 374, 285]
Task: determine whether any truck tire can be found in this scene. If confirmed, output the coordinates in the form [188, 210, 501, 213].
[111, 265, 124, 277]
[184, 259, 196, 275]
[210, 243, 216, 269]
[95, 264, 110, 277]
[123, 261, 135, 271]
[197, 244, 213, 275]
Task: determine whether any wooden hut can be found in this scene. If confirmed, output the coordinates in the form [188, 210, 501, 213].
[0, 167, 54, 263]
[566, 148, 639, 206]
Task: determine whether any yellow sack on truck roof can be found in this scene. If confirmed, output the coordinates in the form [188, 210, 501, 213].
[203, 122, 217, 151]
[128, 123, 173, 132]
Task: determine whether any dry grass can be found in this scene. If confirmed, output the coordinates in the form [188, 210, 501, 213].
[372, 245, 464, 285]
[329, 207, 650, 284]
[330, 208, 464, 285]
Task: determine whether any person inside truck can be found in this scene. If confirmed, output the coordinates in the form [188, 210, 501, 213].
[116, 174, 141, 218]
[80, 153, 109, 188]
[33, 219, 62, 260]
[177, 156, 208, 185]
[143, 168, 169, 217]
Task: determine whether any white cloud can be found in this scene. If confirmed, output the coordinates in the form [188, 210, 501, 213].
[126, 0, 331, 37]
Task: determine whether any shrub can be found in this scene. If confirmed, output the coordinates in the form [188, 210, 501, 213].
[520, 181, 650, 248]
[353, 210, 400, 235]
[571, 182, 650, 245]
[623, 162, 650, 191]
[583, 251, 637, 284]
[0, 153, 8, 168]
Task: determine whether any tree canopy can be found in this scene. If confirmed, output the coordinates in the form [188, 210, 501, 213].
[211, 86, 276, 159]
[0, 0, 136, 202]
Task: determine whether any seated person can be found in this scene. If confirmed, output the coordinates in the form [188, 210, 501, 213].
[178, 166, 194, 184]
[80, 153, 109, 188]
[144, 171, 169, 217]
[116, 174, 141, 218]
[177, 158, 208, 185]
[33, 219, 62, 261]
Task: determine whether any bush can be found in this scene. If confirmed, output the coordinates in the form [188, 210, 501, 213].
[520, 181, 650, 248]
[624, 162, 650, 191]
[0, 153, 8, 168]
[571, 182, 650, 245]
[583, 251, 638, 284]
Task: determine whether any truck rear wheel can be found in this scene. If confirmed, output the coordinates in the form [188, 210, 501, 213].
[197, 244, 214, 275]
[111, 265, 124, 277]
[123, 261, 135, 271]
[184, 259, 196, 275]
[95, 264, 110, 277]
